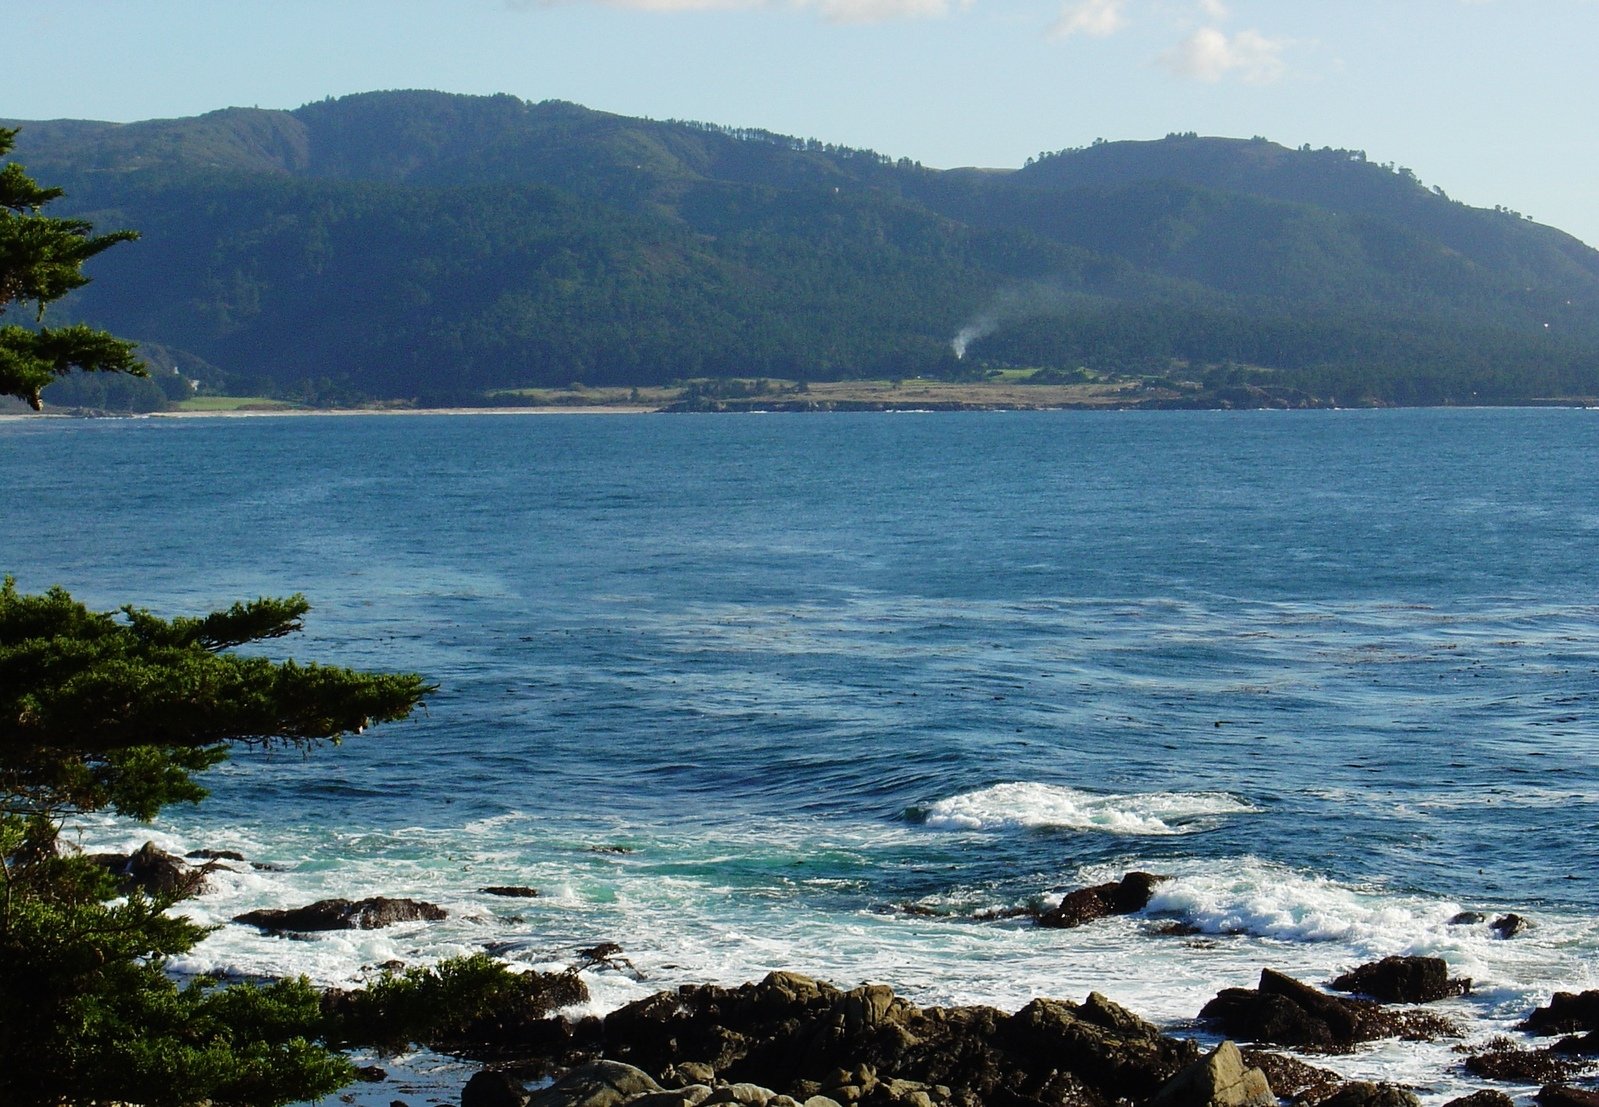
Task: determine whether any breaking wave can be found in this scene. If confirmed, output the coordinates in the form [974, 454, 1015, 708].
[915, 782, 1255, 835]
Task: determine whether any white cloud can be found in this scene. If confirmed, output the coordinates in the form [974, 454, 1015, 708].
[1159, 25, 1289, 83]
[1197, 0, 1229, 17]
[1048, 0, 1127, 39]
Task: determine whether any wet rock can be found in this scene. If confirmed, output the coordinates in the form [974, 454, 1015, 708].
[1449, 912, 1487, 926]
[528, 1060, 663, 1107]
[496, 972, 1205, 1107]
[1463, 1038, 1591, 1084]
[1490, 914, 1530, 938]
[1538, 1087, 1599, 1107]
[187, 848, 247, 862]
[1201, 969, 1458, 1054]
[484, 886, 541, 898]
[1318, 1082, 1421, 1107]
[463, 1067, 529, 1107]
[1036, 871, 1168, 929]
[1527, 992, 1599, 1036]
[356, 1064, 388, 1081]
[1442, 1091, 1515, 1107]
[1240, 1049, 1343, 1103]
[93, 841, 212, 897]
[235, 896, 447, 932]
[1328, 957, 1470, 1004]
[1148, 1041, 1274, 1107]
[1002, 992, 1200, 1099]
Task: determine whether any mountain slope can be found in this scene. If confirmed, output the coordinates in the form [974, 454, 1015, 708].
[8, 91, 1598, 405]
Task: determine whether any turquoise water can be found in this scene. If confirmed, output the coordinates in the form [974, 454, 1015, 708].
[4, 408, 1598, 1100]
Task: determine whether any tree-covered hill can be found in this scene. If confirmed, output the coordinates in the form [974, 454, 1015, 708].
[8, 91, 1598, 406]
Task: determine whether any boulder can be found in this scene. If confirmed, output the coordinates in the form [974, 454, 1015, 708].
[1490, 914, 1530, 938]
[1003, 993, 1199, 1099]
[1037, 872, 1167, 929]
[94, 841, 211, 897]
[527, 1061, 663, 1107]
[1240, 1049, 1343, 1103]
[1539, 1088, 1599, 1107]
[1329, 956, 1470, 1004]
[1319, 1082, 1421, 1107]
[235, 896, 447, 931]
[1147, 1041, 1274, 1107]
[1200, 969, 1457, 1053]
[463, 1068, 529, 1107]
[1443, 1092, 1516, 1107]
[483, 886, 541, 898]
[187, 848, 247, 862]
[1527, 992, 1599, 1036]
[1464, 1039, 1588, 1084]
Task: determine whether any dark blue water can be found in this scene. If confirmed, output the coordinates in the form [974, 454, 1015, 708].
[4, 408, 1598, 944]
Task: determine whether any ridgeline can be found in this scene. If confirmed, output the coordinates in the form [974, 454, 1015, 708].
[9, 91, 1599, 410]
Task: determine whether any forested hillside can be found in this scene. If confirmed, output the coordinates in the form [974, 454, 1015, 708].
[9, 91, 1599, 406]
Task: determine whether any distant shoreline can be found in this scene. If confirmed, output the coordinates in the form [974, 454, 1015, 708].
[3, 398, 1596, 422]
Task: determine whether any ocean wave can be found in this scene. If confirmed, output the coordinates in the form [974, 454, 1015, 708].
[1148, 860, 1461, 951]
[915, 782, 1255, 835]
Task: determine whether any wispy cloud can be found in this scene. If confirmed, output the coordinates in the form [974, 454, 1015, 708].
[1159, 26, 1290, 83]
[1049, 0, 1127, 39]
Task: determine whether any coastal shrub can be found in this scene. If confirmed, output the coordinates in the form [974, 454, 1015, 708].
[0, 579, 432, 1106]
[328, 953, 590, 1052]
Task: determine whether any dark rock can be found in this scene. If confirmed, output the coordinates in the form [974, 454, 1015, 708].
[356, 1064, 387, 1081]
[1318, 1082, 1421, 1107]
[484, 886, 541, 898]
[1555, 1033, 1599, 1056]
[1036, 872, 1168, 929]
[527, 1060, 663, 1107]
[483, 971, 1206, 1107]
[1001, 992, 1200, 1100]
[1539, 1087, 1599, 1107]
[1449, 912, 1487, 926]
[234, 896, 447, 932]
[187, 848, 247, 862]
[1464, 1038, 1591, 1084]
[1328, 956, 1470, 1004]
[1442, 1092, 1515, 1107]
[1201, 969, 1459, 1054]
[463, 1068, 529, 1107]
[1147, 1041, 1274, 1107]
[1527, 992, 1599, 1035]
[94, 841, 212, 897]
[1240, 1049, 1343, 1103]
[1490, 914, 1530, 938]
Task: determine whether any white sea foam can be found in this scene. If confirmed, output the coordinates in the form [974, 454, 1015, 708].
[921, 782, 1256, 834]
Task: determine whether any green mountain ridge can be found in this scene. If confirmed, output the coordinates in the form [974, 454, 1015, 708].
[8, 90, 1598, 405]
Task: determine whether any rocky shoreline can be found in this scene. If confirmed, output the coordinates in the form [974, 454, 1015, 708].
[92, 846, 1599, 1107]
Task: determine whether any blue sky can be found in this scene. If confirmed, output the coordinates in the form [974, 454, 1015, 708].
[7, 0, 1598, 245]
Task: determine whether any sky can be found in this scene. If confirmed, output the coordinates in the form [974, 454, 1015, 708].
[6, 0, 1598, 246]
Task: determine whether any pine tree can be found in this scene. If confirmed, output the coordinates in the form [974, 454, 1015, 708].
[0, 581, 432, 1105]
[0, 127, 144, 409]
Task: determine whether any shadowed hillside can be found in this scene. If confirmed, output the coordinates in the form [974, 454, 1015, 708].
[9, 91, 1599, 406]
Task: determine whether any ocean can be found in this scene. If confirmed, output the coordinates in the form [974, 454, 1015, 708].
[3, 407, 1597, 1104]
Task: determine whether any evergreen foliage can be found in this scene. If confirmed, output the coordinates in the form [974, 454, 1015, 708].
[0, 127, 143, 409]
[0, 580, 432, 1105]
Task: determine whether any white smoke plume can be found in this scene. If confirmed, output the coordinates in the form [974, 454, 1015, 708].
[950, 282, 1088, 359]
